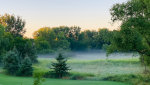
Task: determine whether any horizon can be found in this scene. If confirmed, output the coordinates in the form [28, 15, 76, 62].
[0, 0, 127, 38]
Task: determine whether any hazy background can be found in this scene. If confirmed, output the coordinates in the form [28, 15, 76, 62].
[0, 0, 127, 37]
[38, 50, 139, 60]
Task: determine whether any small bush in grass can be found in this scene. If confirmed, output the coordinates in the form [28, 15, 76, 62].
[33, 71, 45, 85]
[51, 53, 70, 78]
[69, 72, 95, 80]
[102, 74, 150, 85]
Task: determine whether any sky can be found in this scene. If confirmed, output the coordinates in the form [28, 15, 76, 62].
[0, 0, 127, 38]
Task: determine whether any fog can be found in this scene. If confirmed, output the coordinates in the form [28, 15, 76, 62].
[38, 50, 139, 60]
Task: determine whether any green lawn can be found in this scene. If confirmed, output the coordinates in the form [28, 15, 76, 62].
[0, 74, 129, 85]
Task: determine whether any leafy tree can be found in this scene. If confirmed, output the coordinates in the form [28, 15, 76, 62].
[109, 0, 150, 70]
[35, 40, 51, 52]
[78, 30, 98, 50]
[33, 27, 70, 52]
[13, 37, 37, 63]
[33, 27, 56, 50]
[33, 26, 112, 52]
[51, 53, 70, 78]
[96, 28, 112, 49]
[0, 14, 26, 37]
[0, 24, 5, 62]
[0, 25, 13, 62]
[67, 26, 81, 50]
[55, 32, 70, 50]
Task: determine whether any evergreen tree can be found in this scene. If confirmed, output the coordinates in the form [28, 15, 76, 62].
[3, 48, 33, 76]
[18, 57, 33, 76]
[3, 48, 20, 75]
[51, 53, 70, 78]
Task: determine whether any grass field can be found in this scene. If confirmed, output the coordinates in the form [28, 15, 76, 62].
[0, 53, 143, 85]
[34, 57, 143, 78]
[0, 74, 129, 85]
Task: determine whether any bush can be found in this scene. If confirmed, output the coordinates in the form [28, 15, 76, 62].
[33, 70, 45, 85]
[69, 72, 94, 80]
[44, 71, 95, 80]
[102, 74, 150, 85]
[44, 71, 56, 78]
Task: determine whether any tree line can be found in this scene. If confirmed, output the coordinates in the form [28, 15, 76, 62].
[33, 26, 113, 53]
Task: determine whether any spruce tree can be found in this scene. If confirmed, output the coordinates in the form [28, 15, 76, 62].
[51, 53, 70, 78]
[3, 48, 20, 75]
[18, 57, 33, 76]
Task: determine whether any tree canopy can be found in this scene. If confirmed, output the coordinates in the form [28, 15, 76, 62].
[108, 0, 150, 67]
[0, 14, 25, 37]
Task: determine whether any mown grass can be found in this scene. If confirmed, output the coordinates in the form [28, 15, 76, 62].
[0, 74, 129, 85]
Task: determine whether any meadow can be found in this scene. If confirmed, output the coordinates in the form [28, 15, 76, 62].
[0, 51, 141, 85]
[34, 57, 143, 79]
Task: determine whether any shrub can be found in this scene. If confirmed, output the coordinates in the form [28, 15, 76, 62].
[102, 74, 150, 85]
[33, 70, 45, 85]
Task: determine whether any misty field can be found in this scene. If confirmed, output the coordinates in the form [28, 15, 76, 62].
[0, 51, 143, 85]
[35, 51, 143, 79]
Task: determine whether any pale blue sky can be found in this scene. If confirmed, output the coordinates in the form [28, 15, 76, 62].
[0, 0, 127, 37]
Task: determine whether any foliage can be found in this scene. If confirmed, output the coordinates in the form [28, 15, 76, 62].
[0, 14, 37, 63]
[0, 24, 5, 62]
[0, 14, 25, 37]
[13, 37, 37, 63]
[33, 71, 45, 85]
[96, 29, 112, 49]
[3, 48, 34, 76]
[33, 27, 70, 52]
[3, 48, 20, 75]
[0, 14, 37, 76]
[103, 74, 150, 85]
[109, 0, 150, 67]
[0, 24, 14, 62]
[33, 26, 112, 52]
[18, 57, 33, 76]
[51, 53, 70, 78]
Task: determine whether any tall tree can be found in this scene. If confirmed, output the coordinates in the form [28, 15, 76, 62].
[0, 24, 13, 62]
[0, 14, 25, 37]
[109, 0, 150, 70]
[96, 28, 112, 49]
